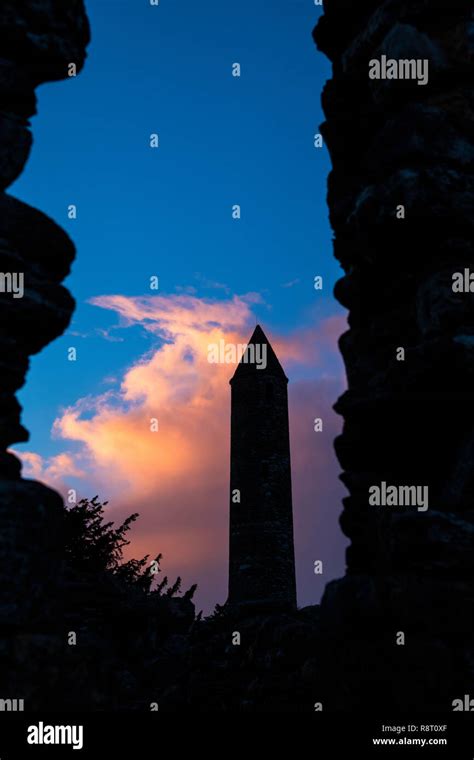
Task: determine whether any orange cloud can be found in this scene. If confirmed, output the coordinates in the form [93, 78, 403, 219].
[20, 451, 86, 486]
[18, 293, 348, 612]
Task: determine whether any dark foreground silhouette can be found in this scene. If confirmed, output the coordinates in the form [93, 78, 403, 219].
[1, 0, 472, 714]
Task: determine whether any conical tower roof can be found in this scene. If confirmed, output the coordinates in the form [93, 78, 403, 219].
[231, 324, 288, 382]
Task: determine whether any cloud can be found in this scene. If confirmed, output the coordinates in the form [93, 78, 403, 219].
[193, 273, 231, 293]
[19, 451, 86, 487]
[174, 285, 197, 295]
[18, 293, 348, 613]
[95, 327, 125, 342]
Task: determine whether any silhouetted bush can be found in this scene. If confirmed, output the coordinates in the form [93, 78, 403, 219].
[63, 496, 196, 599]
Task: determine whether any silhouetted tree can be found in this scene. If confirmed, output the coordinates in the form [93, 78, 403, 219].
[63, 496, 196, 599]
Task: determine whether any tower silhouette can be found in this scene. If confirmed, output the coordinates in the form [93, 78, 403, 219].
[227, 325, 297, 609]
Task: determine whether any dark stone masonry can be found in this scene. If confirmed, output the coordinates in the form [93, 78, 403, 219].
[313, 0, 474, 711]
[0, 0, 90, 702]
[228, 325, 297, 611]
[0, 0, 472, 712]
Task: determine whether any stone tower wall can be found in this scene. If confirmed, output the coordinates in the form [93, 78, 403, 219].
[228, 338, 297, 609]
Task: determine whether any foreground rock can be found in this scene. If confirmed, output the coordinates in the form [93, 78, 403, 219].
[312, 0, 474, 711]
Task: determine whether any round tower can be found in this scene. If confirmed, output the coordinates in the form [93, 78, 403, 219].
[228, 325, 297, 610]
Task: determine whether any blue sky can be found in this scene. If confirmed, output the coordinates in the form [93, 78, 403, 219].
[11, 0, 348, 610]
[12, 0, 341, 459]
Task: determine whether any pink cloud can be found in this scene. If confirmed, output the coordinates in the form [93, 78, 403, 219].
[19, 451, 86, 488]
[18, 293, 348, 613]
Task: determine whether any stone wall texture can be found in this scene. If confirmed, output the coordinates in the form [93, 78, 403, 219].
[228, 325, 297, 610]
[0, 0, 90, 705]
[1, 0, 472, 714]
[314, 0, 474, 711]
